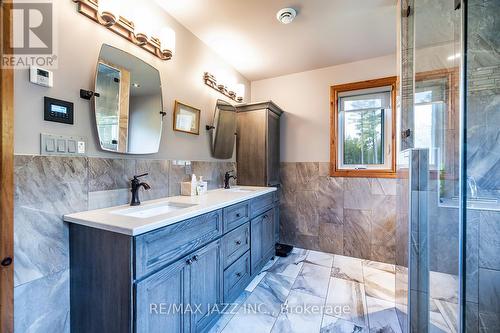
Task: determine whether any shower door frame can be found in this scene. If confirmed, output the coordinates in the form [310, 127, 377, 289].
[405, 0, 467, 331]
[458, 0, 467, 332]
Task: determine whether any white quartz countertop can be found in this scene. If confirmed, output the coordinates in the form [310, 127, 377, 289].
[64, 186, 276, 236]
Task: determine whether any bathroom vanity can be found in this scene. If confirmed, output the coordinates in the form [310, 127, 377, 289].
[64, 187, 279, 333]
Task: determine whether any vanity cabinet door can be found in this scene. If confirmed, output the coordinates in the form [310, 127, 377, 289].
[266, 110, 280, 186]
[251, 209, 276, 275]
[274, 204, 280, 243]
[189, 240, 223, 333]
[262, 209, 275, 258]
[250, 215, 264, 275]
[135, 256, 191, 333]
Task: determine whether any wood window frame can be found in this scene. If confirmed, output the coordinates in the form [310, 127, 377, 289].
[1, 0, 14, 331]
[330, 76, 397, 178]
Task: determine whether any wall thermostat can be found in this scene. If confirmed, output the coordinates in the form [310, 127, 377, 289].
[44, 97, 74, 125]
[30, 66, 53, 87]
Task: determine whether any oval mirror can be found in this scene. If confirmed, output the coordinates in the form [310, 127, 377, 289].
[209, 99, 237, 159]
[95, 44, 163, 154]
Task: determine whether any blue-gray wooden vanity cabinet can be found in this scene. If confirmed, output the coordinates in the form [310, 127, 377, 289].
[69, 191, 279, 333]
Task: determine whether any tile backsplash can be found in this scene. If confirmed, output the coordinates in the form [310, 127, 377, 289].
[13, 154, 236, 333]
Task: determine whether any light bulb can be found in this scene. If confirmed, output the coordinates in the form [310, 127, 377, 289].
[98, 0, 121, 25]
[132, 8, 154, 40]
[215, 70, 228, 89]
[225, 76, 236, 92]
[160, 27, 176, 55]
[135, 22, 153, 38]
[235, 83, 245, 98]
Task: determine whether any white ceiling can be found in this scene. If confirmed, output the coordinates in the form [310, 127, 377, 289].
[157, 0, 397, 81]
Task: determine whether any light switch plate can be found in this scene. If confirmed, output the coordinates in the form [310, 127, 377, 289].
[57, 139, 66, 152]
[45, 138, 55, 152]
[67, 140, 77, 153]
[41, 133, 87, 156]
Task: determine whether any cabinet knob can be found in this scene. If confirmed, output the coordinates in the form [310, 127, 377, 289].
[1, 257, 12, 267]
[236, 213, 241, 218]
[186, 258, 193, 265]
[235, 240, 242, 245]
[236, 272, 242, 277]
[263, 215, 268, 219]
[192, 255, 199, 261]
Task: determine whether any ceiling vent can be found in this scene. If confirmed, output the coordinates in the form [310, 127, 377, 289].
[276, 8, 297, 24]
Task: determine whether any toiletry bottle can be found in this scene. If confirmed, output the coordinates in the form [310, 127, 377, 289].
[191, 174, 197, 196]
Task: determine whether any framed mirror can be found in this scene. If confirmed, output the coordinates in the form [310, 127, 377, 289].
[173, 100, 201, 135]
[95, 44, 163, 154]
[208, 99, 237, 159]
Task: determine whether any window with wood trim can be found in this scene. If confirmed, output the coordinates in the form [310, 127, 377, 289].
[330, 77, 397, 178]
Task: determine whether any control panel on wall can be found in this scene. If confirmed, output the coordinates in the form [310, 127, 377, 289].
[30, 66, 53, 88]
[41, 134, 86, 156]
[44, 97, 74, 124]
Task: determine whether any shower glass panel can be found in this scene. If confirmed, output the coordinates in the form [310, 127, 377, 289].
[410, 0, 462, 331]
[408, 0, 500, 331]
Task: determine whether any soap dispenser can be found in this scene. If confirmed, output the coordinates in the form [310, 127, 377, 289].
[197, 176, 207, 195]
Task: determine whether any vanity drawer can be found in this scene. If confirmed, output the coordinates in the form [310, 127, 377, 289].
[223, 251, 250, 303]
[250, 193, 275, 218]
[222, 222, 250, 268]
[223, 201, 250, 232]
[135, 210, 223, 279]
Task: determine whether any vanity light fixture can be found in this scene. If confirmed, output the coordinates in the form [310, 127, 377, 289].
[203, 72, 244, 103]
[72, 0, 175, 61]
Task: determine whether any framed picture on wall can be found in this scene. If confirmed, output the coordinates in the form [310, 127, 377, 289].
[173, 100, 201, 135]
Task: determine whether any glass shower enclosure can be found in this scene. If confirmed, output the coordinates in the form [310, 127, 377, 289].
[398, 0, 499, 332]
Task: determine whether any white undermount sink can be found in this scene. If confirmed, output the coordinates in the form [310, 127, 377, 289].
[111, 202, 198, 219]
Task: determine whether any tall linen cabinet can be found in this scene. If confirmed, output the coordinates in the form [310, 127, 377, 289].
[235, 101, 283, 187]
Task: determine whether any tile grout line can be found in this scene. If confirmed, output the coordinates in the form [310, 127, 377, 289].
[319, 254, 336, 333]
[361, 260, 372, 331]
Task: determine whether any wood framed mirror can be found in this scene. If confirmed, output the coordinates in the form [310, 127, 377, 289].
[173, 100, 201, 135]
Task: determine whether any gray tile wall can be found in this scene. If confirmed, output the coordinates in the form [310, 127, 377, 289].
[13, 154, 236, 333]
[279, 162, 397, 265]
[466, 209, 500, 332]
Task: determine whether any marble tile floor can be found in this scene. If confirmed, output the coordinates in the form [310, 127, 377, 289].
[209, 249, 459, 333]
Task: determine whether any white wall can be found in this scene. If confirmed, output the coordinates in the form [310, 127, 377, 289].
[14, 0, 249, 161]
[251, 54, 397, 162]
